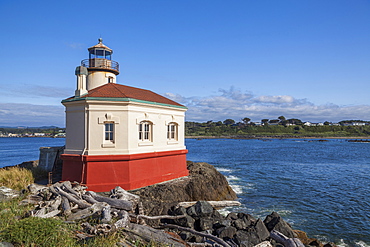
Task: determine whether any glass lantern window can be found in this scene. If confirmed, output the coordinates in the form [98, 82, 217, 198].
[89, 49, 112, 60]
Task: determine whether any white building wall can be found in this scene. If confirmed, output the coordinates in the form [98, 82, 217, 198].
[73, 100, 186, 156]
[64, 103, 86, 154]
[87, 71, 117, 90]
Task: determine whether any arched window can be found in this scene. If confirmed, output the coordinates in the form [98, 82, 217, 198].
[139, 121, 152, 141]
[167, 122, 178, 140]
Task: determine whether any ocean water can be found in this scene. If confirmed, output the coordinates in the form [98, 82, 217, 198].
[0, 137, 65, 168]
[0, 137, 369, 246]
[186, 138, 370, 247]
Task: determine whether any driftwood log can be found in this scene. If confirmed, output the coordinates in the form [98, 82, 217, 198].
[86, 191, 132, 211]
[160, 224, 232, 247]
[270, 230, 305, 247]
[177, 200, 241, 208]
[67, 202, 108, 221]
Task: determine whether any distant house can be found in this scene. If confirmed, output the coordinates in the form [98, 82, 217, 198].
[304, 122, 324, 127]
[340, 122, 366, 126]
[34, 133, 46, 136]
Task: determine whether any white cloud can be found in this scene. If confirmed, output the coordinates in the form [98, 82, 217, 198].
[0, 84, 72, 99]
[165, 87, 370, 123]
[0, 103, 64, 127]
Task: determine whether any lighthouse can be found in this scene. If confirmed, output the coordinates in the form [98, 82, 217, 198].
[61, 39, 188, 192]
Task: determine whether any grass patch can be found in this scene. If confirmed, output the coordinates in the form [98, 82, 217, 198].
[0, 166, 49, 191]
[0, 167, 34, 191]
[0, 216, 76, 247]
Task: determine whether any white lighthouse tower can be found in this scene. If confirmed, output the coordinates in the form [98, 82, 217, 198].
[61, 39, 188, 192]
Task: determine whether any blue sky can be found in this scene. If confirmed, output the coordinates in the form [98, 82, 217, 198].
[0, 0, 370, 127]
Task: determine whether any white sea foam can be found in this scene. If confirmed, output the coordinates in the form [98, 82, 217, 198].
[337, 239, 349, 247]
[218, 207, 232, 216]
[226, 175, 241, 181]
[355, 241, 370, 247]
[230, 184, 243, 194]
[217, 168, 233, 173]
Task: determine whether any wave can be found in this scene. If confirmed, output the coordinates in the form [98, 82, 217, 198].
[230, 184, 243, 194]
[355, 241, 370, 247]
[226, 175, 241, 181]
[217, 168, 233, 173]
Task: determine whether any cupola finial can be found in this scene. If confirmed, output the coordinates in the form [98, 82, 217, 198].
[98, 37, 103, 43]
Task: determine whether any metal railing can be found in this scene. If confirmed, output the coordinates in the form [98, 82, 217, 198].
[81, 59, 119, 72]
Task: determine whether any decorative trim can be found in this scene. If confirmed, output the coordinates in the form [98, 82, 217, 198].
[62, 97, 187, 109]
[61, 149, 188, 162]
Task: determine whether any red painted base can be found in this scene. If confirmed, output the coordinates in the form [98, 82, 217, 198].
[60, 150, 188, 192]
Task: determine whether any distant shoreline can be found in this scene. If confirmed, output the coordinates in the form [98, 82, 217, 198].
[186, 136, 370, 140]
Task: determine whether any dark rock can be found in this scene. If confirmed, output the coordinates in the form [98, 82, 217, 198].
[218, 226, 237, 239]
[232, 213, 256, 230]
[264, 212, 296, 238]
[211, 209, 224, 220]
[174, 215, 195, 228]
[233, 219, 270, 247]
[213, 219, 231, 229]
[226, 212, 239, 220]
[234, 230, 261, 247]
[233, 218, 249, 230]
[187, 201, 213, 218]
[254, 219, 270, 241]
[198, 218, 214, 231]
[170, 206, 187, 216]
[238, 212, 257, 226]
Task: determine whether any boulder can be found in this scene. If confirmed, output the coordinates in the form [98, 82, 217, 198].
[130, 162, 237, 215]
[218, 226, 237, 239]
[233, 219, 270, 247]
[264, 212, 296, 238]
[234, 230, 261, 247]
[198, 218, 214, 231]
[186, 201, 214, 218]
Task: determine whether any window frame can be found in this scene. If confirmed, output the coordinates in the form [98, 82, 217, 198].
[167, 122, 178, 141]
[104, 122, 115, 143]
[139, 121, 152, 142]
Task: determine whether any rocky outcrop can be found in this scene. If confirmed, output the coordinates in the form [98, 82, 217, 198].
[130, 161, 237, 215]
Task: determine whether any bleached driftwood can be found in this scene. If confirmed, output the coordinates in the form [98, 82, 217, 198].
[61, 196, 71, 216]
[160, 224, 232, 247]
[53, 186, 91, 209]
[270, 230, 305, 247]
[114, 210, 130, 229]
[67, 202, 108, 221]
[111, 186, 140, 202]
[177, 201, 241, 208]
[81, 194, 99, 204]
[86, 191, 132, 211]
[101, 204, 112, 223]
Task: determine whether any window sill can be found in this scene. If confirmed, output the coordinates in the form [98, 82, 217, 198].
[167, 140, 179, 145]
[102, 143, 115, 148]
[138, 142, 153, 147]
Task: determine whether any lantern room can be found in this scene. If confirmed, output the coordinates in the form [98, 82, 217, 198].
[80, 38, 119, 90]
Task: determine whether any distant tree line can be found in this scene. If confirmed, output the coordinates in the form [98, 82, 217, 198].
[0, 127, 65, 136]
[185, 117, 370, 137]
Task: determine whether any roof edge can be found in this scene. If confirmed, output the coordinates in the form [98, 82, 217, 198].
[61, 97, 187, 109]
